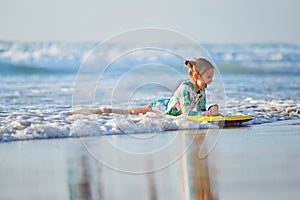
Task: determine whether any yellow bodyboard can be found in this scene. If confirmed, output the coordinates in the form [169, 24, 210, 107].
[188, 115, 252, 124]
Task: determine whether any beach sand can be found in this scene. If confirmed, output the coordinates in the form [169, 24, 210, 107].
[1, 119, 300, 200]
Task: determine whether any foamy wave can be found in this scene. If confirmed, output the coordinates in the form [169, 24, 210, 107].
[1, 97, 299, 142]
[0, 111, 218, 142]
[0, 41, 95, 71]
[1, 41, 300, 74]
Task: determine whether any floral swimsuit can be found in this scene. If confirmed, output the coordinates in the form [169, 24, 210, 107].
[149, 80, 211, 116]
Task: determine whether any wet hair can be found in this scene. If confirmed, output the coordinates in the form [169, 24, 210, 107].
[184, 58, 214, 79]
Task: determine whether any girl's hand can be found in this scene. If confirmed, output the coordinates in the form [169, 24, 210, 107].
[208, 104, 219, 116]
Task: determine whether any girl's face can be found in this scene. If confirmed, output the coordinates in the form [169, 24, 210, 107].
[196, 68, 214, 90]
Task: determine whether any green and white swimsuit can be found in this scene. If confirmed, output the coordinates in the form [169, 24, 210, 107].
[149, 80, 211, 116]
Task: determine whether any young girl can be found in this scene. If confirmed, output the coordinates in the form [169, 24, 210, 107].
[92, 58, 220, 116]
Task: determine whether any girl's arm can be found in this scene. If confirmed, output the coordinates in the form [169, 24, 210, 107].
[188, 92, 210, 116]
[178, 85, 210, 116]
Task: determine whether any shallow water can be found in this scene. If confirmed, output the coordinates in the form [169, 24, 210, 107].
[0, 42, 300, 142]
[1, 72, 299, 142]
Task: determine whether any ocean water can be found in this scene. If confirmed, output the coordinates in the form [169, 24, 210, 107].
[0, 41, 299, 142]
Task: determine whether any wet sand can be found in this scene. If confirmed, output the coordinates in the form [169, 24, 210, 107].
[1, 119, 300, 200]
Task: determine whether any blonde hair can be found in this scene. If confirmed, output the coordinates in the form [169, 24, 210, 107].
[184, 58, 214, 79]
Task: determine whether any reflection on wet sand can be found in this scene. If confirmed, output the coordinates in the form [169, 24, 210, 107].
[190, 133, 218, 200]
[2, 121, 300, 200]
[68, 155, 105, 200]
[67, 130, 218, 200]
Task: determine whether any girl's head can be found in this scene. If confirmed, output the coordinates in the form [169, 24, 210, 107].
[184, 58, 214, 90]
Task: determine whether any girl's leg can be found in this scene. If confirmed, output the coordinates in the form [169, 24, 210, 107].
[127, 105, 152, 114]
[95, 105, 152, 115]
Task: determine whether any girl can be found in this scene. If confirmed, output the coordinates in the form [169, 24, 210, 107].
[92, 58, 220, 116]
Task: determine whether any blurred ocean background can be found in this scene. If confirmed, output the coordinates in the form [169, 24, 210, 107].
[0, 41, 299, 142]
